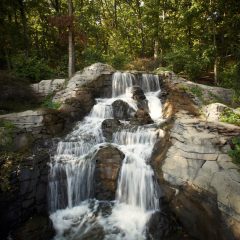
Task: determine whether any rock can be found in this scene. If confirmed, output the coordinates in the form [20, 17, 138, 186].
[203, 103, 230, 122]
[31, 79, 65, 98]
[127, 85, 149, 111]
[53, 63, 115, 102]
[0, 109, 64, 137]
[112, 100, 135, 120]
[130, 109, 154, 125]
[93, 145, 125, 200]
[165, 186, 234, 240]
[101, 119, 122, 141]
[12, 215, 54, 240]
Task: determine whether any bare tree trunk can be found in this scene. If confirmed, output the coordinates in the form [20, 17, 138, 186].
[18, 0, 29, 57]
[154, 40, 159, 60]
[68, 0, 75, 78]
[214, 57, 220, 85]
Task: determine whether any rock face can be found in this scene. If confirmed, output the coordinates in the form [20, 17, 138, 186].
[93, 145, 125, 200]
[0, 139, 52, 239]
[158, 106, 240, 239]
[31, 79, 65, 98]
[112, 100, 135, 120]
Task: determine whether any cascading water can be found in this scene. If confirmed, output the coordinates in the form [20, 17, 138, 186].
[49, 72, 163, 240]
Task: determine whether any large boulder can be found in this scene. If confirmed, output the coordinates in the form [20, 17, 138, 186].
[203, 103, 230, 122]
[31, 79, 65, 98]
[93, 145, 125, 200]
[127, 85, 149, 111]
[54, 63, 115, 102]
[130, 109, 154, 125]
[112, 100, 135, 120]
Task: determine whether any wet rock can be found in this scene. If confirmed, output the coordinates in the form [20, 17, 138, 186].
[128, 85, 149, 111]
[101, 119, 122, 141]
[112, 100, 135, 120]
[12, 215, 54, 240]
[93, 145, 125, 200]
[130, 109, 154, 125]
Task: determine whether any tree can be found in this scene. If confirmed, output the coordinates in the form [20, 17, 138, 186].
[68, 0, 75, 78]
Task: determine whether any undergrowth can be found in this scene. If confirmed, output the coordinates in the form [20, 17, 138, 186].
[228, 137, 240, 165]
[220, 109, 240, 126]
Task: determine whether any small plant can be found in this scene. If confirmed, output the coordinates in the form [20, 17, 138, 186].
[41, 94, 61, 109]
[228, 136, 240, 165]
[220, 109, 240, 126]
[0, 120, 15, 150]
[189, 86, 203, 99]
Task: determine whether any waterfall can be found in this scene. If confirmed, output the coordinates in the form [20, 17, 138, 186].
[49, 72, 163, 239]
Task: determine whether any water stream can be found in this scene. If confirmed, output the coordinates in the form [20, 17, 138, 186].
[49, 72, 163, 240]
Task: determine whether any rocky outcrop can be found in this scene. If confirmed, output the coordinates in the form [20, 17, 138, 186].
[54, 63, 115, 102]
[31, 79, 65, 98]
[93, 145, 125, 200]
[153, 77, 240, 240]
[0, 109, 64, 139]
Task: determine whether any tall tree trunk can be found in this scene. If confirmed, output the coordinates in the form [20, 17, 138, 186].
[154, 39, 159, 60]
[214, 57, 220, 85]
[68, 0, 75, 78]
[18, 0, 29, 57]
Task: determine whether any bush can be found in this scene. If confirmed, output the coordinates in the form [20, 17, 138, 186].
[125, 58, 159, 71]
[228, 136, 240, 165]
[41, 94, 61, 109]
[12, 54, 54, 82]
[220, 109, 240, 126]
[164, 47, 209, 81]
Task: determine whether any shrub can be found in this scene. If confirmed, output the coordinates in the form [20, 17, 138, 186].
[41, 94, 61, 109]
[12, 54, 54, 82]
[228, 136, 240, 165]
[125, 58, 159, 71]
[164, 47, 209, 81]
[220, 109, 240, 126]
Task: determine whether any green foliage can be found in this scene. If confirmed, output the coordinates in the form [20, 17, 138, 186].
[189, 86, 203, 99]
[12, 54, 54, 82]
[0, 120, 15, 151]
[164, 47, 208, 81]
[228, 137, 240, 165]
[220, 109, 240, 126]
[219, 64, 238, 89]
[41, 94, 61, 110]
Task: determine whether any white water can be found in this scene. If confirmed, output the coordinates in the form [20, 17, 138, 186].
[49, 72, 163, 239]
